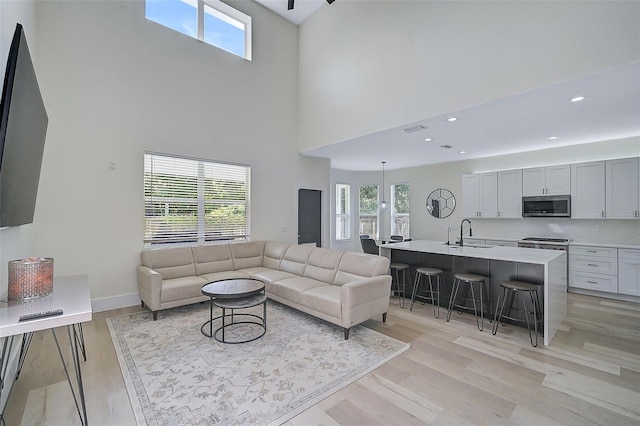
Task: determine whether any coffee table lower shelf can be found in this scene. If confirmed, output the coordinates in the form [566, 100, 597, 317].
[201, 293, 267, 344]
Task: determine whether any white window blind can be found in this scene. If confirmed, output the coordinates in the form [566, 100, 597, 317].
[144, 153, 250, 245]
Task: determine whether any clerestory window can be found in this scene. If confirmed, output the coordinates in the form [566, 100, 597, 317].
[145, 0, 252, 60]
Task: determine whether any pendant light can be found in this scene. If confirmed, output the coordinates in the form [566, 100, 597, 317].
[380, 161, 389, 211]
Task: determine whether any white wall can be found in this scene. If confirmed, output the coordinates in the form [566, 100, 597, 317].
[0, 0, 40, 412]
[29, 0, 329, 310]
[333, 137, 640, 252]
[0, 0, 40, 296]
[299, 1, 640, 152]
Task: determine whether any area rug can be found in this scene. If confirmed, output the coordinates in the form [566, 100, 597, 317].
[107, 301, 410, 426]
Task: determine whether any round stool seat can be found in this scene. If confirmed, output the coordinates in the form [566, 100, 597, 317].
[454, 273, 485, 282]
[416, 267, 442, 276]
[502, 280, 540, 291]
[390, 262, 410, 270]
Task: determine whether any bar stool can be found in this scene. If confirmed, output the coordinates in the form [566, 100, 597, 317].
[389, 262, 409, 308]
[492, 280, 543, 347]
[409, 267, 443, 318]
[447, 273, 490, 331]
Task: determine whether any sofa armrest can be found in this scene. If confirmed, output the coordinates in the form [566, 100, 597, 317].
[340, 275, 392, 327]
[137, 265, 162, 311]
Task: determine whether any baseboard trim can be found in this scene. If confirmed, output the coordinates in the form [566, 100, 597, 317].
[91, 292, 140, 313]
[568, 287, 640, 303]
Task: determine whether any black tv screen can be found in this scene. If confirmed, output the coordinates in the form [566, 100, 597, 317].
[0, 23, 48, 227]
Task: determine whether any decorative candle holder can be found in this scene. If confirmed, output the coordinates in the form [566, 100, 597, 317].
[8, 257, 54, 301]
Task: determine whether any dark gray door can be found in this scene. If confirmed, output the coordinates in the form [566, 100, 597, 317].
[298, 189, 321, 247]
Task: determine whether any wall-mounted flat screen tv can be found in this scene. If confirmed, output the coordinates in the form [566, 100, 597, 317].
[0, 23, 48, 227]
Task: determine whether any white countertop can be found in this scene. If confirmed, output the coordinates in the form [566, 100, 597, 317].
[570, 241, 640, 250]
[448, 235, 640, 250]
[0, 274, 92, 338]
[382, 240, 565, 264]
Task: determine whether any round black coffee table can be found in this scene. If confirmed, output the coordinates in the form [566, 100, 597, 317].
[201, 279, 266, 343]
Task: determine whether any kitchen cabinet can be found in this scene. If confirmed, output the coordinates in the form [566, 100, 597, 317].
[606, 157, 639, 219]
[618, 249, 640, 296]
[497, 169, 522, 218]
[462, 172, 497, 218]
[569, 245, 617, 292]
[522, 164, 570, 196]
[571, 161, 605, 219]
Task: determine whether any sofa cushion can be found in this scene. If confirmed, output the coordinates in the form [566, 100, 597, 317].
[248, 269, 297, 293]
[269, 276, 325, 305]
[299, 285, 341, 318]
[279, 245, 313, 275]
[231, 241, 265, 269]
[141, 247, 196, 280]
[334, 252, 390, 285]
[262, 241, 289, 269]
[199, 271, 251, 283]
[160, 276, 208, 303]
[192, 245, 234, 275]
[304, 247, 343, 283]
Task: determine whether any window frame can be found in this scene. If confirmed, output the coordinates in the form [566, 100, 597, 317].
[335, 183, 351, 241]
[144, 152, 251, 247]
[359, 184, 380, 240]
[391, 182, 410, 239]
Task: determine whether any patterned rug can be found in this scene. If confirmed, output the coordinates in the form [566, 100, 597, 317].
[107, 301, 409, 425]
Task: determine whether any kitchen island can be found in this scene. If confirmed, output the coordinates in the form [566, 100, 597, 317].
[380, 240, 567, 346]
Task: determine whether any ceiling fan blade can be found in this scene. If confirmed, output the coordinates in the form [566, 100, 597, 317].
[288, 0, 294, 10]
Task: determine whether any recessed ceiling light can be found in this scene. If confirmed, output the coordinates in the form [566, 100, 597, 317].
[424, 138, 433, 142]
[447, 117, 458, 122]
[570, 96, 585, 103]
[548, 136, 559, 140]
[459, 151, 466, 154]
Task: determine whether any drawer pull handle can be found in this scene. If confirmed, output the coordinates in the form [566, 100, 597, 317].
[587, 250, 597, 253]
[587, 281, 597, 284]
[587, 263, 598, 267]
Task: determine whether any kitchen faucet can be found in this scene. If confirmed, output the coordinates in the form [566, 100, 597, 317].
[458, 219, 472, 246]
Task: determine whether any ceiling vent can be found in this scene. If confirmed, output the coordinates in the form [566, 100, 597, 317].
[440, 145, 453, 149]
[402, 125, 427, 133]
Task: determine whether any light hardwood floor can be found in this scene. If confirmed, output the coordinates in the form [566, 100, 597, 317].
[3, 292, 639, 425]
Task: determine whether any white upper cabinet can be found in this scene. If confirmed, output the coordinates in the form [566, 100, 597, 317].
[462, 172, 497, 218]
[606, 157, 639, 219]
[497, 169, 522, 218]
[522, 164, 570, 196]
[571, 161, 605, 219]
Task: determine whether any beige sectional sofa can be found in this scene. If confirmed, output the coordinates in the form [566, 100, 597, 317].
[137, 241, 392, 339]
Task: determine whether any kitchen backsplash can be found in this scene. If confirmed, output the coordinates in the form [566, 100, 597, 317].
[469, 219, 640, 245]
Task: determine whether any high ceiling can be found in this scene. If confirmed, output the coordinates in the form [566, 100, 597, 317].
[254, 1, 640, 172]
[303, 62, 640, 171]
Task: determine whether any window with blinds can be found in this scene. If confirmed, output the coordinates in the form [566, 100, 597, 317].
[144, 153, 250, 246]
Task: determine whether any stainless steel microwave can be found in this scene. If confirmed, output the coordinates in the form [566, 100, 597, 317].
[522, 195, 571, 217]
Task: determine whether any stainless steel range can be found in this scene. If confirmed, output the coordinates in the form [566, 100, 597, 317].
[518, 237, 570, 250]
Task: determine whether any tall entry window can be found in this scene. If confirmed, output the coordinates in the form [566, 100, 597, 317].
[359, 185, 379, 239]
[335, 183, 351, 240]
[391, 183, 410, 238]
